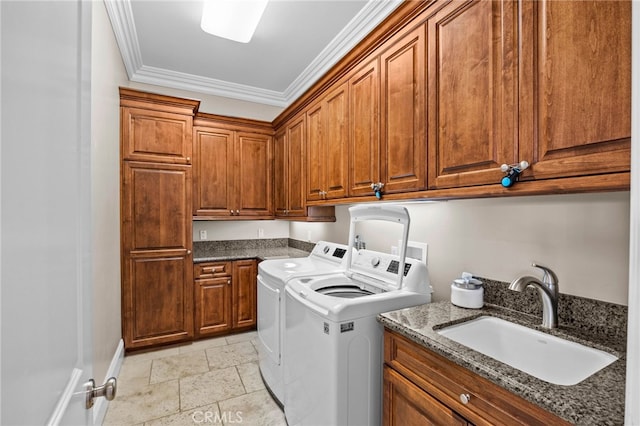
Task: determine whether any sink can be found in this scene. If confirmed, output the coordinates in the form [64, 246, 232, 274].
[436, 316, 617, 386]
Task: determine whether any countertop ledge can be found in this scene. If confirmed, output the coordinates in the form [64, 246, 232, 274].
[193, 246, 310, 263]
[379, 301, 626, 425]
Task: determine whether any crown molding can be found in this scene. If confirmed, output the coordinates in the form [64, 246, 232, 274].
[104, 0, 400, 107]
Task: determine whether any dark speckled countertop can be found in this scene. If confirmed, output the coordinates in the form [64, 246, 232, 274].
[379, 301, 626, 425]
[193, 238, 312, 263]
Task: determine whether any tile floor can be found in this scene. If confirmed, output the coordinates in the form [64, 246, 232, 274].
[104, 331, 287, 425]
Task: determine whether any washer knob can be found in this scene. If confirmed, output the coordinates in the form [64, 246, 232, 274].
[323, 245, 330, 254]
[371, 257, 381, 267]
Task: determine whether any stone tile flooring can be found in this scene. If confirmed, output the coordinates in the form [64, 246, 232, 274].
[104, 331, 287, 425]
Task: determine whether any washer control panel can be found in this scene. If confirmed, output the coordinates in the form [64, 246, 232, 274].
[351, 250, 412, 278]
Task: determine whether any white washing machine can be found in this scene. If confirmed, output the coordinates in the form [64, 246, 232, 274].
[283, 205, 432, 426]
[257, 241, 350, 404]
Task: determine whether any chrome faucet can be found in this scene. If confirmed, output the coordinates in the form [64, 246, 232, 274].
[508, 263, 559, 328]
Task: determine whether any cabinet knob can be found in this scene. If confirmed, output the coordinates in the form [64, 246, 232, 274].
[227, 279, 231, 285]
[187, 250, 191, 255]
[459, 393, 471, 404]
[235, 209, 240, 215]
[186, 157, 191, 164]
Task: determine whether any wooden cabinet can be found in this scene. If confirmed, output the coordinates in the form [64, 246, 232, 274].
[275, 114, 306, 218]
[232, 260, 258, 329]
[348, 23, 426, 198]
[194, 262, 232, 337]
[120, 88, 198, 164]
[380, 24, 427, 194]
[306, 81, 349, 201]
[120, 88, 198, 351]
[384, 330, 570, 426]
[193, 114, 273, 219]
[427, 0, 630, 190]
[348, 57, 380, 197]
[384, 367, 468, 426]
[194, 260, 257, 338]
[121, 162, 194, 349]
[427, 0, 518, 189]
[519, 0, 631, 181]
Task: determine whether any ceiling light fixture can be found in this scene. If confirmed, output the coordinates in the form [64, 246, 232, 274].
[201, 0, 268, 43]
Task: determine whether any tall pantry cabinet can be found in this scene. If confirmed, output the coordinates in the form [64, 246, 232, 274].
[120, 88, 199, 350]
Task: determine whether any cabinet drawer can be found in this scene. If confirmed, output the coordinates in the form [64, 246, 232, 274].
[194, 262, 231, 279]
[384, 330, 569, 426]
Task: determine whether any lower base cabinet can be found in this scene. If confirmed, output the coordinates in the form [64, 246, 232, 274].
[194, 260, 257, 338]
[383, 330, 570, 426]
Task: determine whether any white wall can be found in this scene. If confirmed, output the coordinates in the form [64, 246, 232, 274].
[291, 192, 630, 305]
[91, 1, 128, 387]
[194, 220, 289, 241]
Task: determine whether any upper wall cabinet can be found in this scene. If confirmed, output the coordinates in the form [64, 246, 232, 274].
[519, 0, 631, 181]
[349, 57, 380, 197]
[193, 114, 273, 219]
[380, 24, 427, 194]
[426, 0, 630, 190]
[348, 23, 427, 198]
[306, 82, 349, 201]
[275, 114, 306, 217]
[120, 88, 199, 164]
[427, 0, 518, 189]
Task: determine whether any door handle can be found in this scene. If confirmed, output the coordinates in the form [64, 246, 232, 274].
[85, 377, 117, 409]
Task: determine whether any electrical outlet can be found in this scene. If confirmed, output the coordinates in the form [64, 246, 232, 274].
[258, 228, 264, 238]
[199, 230, 207, 240]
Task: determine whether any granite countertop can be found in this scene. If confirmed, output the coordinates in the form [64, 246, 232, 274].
[379, 301, 626, 425]
[193, 245, 310, 263]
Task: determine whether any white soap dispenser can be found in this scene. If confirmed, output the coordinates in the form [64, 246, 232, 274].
[450, 272, 484, 309]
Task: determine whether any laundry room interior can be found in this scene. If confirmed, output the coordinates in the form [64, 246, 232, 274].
[2, 0, 638, 425]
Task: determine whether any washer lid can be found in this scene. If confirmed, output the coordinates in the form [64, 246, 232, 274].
[258, 241, 350, 282]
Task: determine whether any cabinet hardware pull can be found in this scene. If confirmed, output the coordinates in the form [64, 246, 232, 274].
[459, 393, 471, 404]
[500, 160, 529, 188]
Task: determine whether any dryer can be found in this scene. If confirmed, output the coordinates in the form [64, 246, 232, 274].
[283, 205, 432, 425]
[257, 241, 350, 404]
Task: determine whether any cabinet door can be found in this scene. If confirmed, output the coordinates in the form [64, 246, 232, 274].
[232, 260, 257, 329]
[195, 277, 232, 338]
[123, 253, 193, 349]
[274, 128, 288, 216]
[427, 0, 518, 189]
[122, 162, 191, 251]
[306, 101, 325, 201]
[349, 57, 380, 197]
[519, 0, 631, 180]
[121, 162, 193, 349]
[193, 126, 235, 216]
[236, 132, 273, 217]
[384, 367, 468, 426]
[380, 25, 426, 193]
[306, 83, 349, 201]
[121, 107, 193, 164]
[286, 115, 306, 216]
[323, 82, 349, 199]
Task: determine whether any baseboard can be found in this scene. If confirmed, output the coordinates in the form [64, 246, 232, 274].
[93, 339, 124, 425]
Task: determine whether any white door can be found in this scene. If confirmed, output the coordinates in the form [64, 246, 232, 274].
[1, 1, 95, 424]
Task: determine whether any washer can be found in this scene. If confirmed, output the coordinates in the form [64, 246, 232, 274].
[257, 241, 350, 404]
[283, 205, 432, 426]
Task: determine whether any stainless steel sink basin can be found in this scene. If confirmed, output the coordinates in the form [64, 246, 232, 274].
[436, 316, 617, 386]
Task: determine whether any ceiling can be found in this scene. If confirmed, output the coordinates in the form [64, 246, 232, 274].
[105, 0, 402, 108]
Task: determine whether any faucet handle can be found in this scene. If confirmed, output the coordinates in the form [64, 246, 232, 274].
[532, 263, 558, 286]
